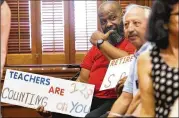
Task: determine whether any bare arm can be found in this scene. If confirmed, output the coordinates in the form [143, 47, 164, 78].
[100, 41, 129, 60]
[108, 92, 133, 117]
[76, 68, 90, 83]
[125, 91, 141, 115]
[1, 1, 11, 77]
[169, 98, 179, 117]
[137, 52, 155, 117]
[90, 31, 129, 61]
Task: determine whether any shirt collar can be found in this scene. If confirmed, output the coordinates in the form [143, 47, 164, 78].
[134, 42, 150, 57]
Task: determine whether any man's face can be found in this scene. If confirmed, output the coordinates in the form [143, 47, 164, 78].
[168, 3, 179, 39]
[98, 4, 122, 34]
[124, 7, 147, 49]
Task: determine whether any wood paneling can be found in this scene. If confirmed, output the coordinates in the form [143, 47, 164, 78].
[1, 105, 42, 118]
[6, 0, 31, 54]
[31, 1, 42, 64]
[6, 54, 33, 65]
[42, 53, 66, 64]
[75, 52, 86, 64]
[137, 0, 153, 7]
[6, 53, 86, 65]
[68, 1, 75, 64]
[119, 0, 137, 11]
[119, 0, 153, 7]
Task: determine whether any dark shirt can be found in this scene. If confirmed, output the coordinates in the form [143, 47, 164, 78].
[1, 0, 5, 5]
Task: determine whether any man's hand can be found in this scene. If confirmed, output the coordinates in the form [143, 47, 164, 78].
[115, 76, 127, 96]
[90, 30, 113, 46]
[36, 106, 51, 118]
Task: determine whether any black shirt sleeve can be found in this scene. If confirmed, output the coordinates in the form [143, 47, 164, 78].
[1, 0, 5, 5]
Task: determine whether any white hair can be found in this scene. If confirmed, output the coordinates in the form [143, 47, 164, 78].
[123, 4, 151, 23]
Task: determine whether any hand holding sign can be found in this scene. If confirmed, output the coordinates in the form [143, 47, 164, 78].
[115, 76, 127, 96]
[100, 55, 134, 91]
[36, 106, 52, 118]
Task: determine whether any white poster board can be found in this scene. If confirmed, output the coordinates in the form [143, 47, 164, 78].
[1, 69, 95, 117]
[100, 55, 134, 91]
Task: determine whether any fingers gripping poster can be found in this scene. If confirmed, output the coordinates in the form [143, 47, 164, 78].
[1, 69, 95, 117]
[100, 55, 134, 91]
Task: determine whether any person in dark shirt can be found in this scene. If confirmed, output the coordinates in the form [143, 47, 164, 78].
[1, 0, 4, 5]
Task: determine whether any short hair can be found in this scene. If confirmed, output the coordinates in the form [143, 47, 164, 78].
[98, 1, 122, 15]
[146, 0, 178, 49]
[123, 4, 151, 23]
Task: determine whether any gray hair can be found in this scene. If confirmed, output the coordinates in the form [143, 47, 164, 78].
[123, 4, 151, 23]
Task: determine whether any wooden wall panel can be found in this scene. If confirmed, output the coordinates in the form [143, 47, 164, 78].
[6, 53, 67, 65]
[75, 52, 86, 64]
[119, 0, 153, 8]
[1, 105, 42, 118]
[6, 54, 33, 65]
[119, 0, 137, 11]
[6, 53, 85, 65]
[42, 53, 66, 64]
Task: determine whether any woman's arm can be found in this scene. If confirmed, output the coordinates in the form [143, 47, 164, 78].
[125, 91, 141, 115]
[1, 1, 11, 77]
[137, 52, 155, 117]
[169, 98, 179, 117]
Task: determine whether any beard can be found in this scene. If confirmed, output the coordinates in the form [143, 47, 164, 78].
[103, 22, 124, 45]
[103, 21, 124, 36]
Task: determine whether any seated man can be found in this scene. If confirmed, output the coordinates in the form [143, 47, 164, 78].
[106, 4, 151, 117]
[83, 1, 135, 117]
[37, 1, 135, 118]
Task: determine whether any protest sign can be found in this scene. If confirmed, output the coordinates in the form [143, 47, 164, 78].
[1, 69, 95, 117]
[100, 55, 134, 91]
